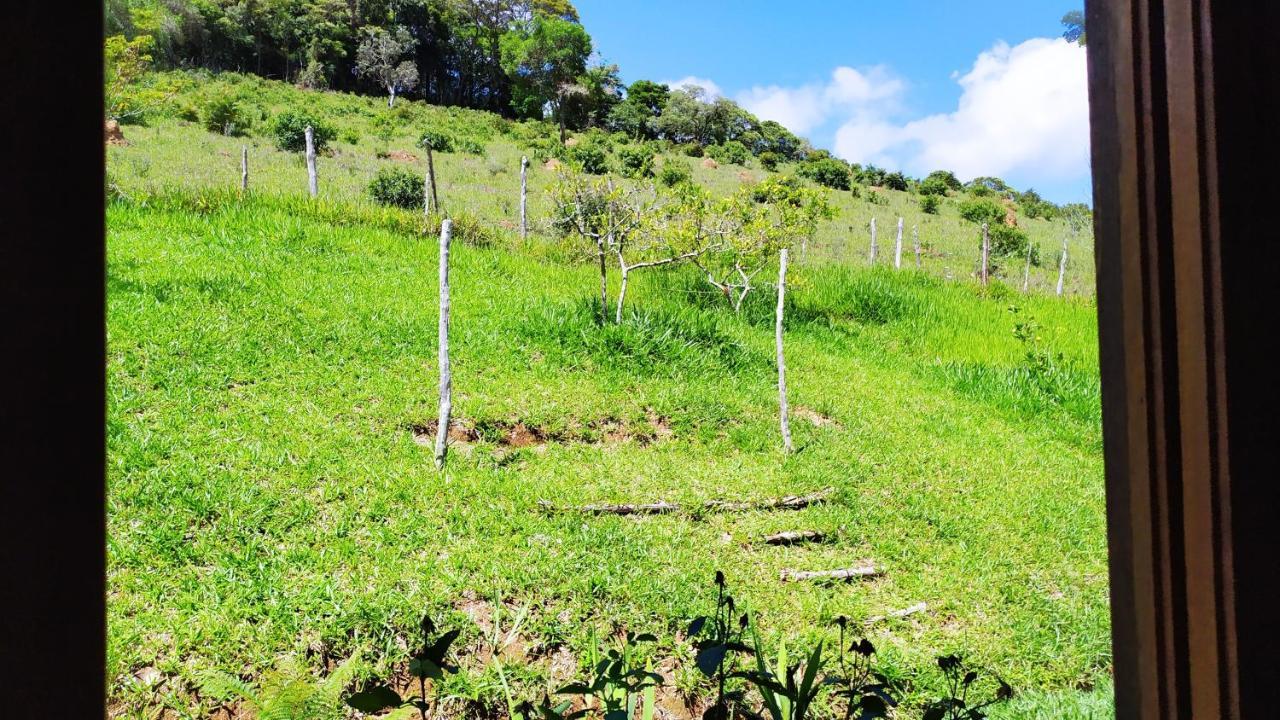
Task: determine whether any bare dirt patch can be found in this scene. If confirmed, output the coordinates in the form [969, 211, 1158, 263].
[385, 150, 419, 163]
[793, 406, 838, 427]
[410, 411, 674, 456]
[701, 157, 719, 169]
[105, 119, 127, 146]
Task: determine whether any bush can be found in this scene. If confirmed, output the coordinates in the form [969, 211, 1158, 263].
[269, 110, 335, 153]
[419, 128, 455, 152]
[921, 194, 941, 214]
[617, 143, 656, 178]
[865, 188, 889, 205]
[657, 159, 693, 187]
[796, 157, 851, 190]
[367, 167, 423, 209]
[568, 143, 609, 174]
[758, 151, 781, 171]
[457, 137, 485, 155]
[958, 198, 1005, 225]
[919, 176, 950, 196]
[705, 140, 750, 166]
[340, 128, 360, 145]
[200, 91, 252, 136]
[679, 142, 704, 158]
[883, 171, 909, 191]
[989, 223, 1041, 264]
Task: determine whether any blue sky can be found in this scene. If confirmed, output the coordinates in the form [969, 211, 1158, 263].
[575, 1, 1092, 204]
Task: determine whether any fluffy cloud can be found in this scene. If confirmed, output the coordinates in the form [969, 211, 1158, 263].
[833, 38, 1090, 183]
[661, 75, 724, 99]
[736, 66, 903, 135]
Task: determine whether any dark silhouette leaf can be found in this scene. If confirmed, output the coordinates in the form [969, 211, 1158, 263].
[695, 644, 728, 677]
[409, 655, 444, 680]
[424, 628, 460, 663]
[687, 616, 708, 636]
[346, 684, 402, 712]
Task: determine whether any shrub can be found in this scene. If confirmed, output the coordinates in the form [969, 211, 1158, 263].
[925, 169, 962, 191]
[200, 91, 252, 136]
[958, 198, 1005, 225]
[657, 159, 693, 187]
[456, 137, 485, 155]
[679, 142, 704, 158]
[706, 140, 750, 166]
[617, 143, 656, 178]
[796, 157, 851, 190]
[340, 128, 360, 145]
[568, 142, 609, 174]
[269, 110, 335, 153]
[367, 167, 423, 209]
[883, 171, 909, 191]
[866, 188, 889, 206]
[419, 128, 455, 152]
[989, 223, 1040, 264]
[758, 151, 781, 171]
[921, 194, 941, 214]
[919, 176, 949, 196]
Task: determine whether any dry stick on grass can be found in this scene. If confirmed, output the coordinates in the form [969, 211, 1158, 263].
[519, 156, 528, 240]
[893, 216, 903, 269]
[433, 219, 452, 470]
[868, 217, 878, 264]
[537, 487, 834, 516]
[304, 126, 318, 198]
[776, 248, 793, 454]
[763, 530, 825, 546]
[865, 602, 928, 624]
[780, 566, 881, 582]
[240, 146, 248, 191]
[980, 222, 990, 285]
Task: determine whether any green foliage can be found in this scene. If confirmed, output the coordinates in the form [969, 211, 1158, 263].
[679, 142, 704, 158]
[855, 164, 888, 186]
[1062, 10, 1087, 46]
[883, 171, 910, 192]
[657, 159, 693, 187]
[500, 14, 592, 123]
[199, 87, 253, 136]
[457, 137, 486, 155]
[919, 176, 950, 197]
[617, 143, 656, 178]
[201, 652, 363, 720]
[367, 166, 423, 209]
[925, 170, 962, 191]
[567, 142, 609, 174]
[419, 129, 455, 153]
[958, 198, 1005, 225]
[989, 224, 1039, 265]
[921, 194, 941, 214]
[758, 151, 781, 171]
[796, 157, 851, 190]
[269, 110, 335, 153]
[346, 614, 460, 718]
[706, 140, 750, 166]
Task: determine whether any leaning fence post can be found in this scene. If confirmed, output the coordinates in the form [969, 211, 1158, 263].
[304, 126, 318, 198]
[776, 248, 793, 455]
[426, 143, 440, 214]
[240, 146, 248, 192]
[520, 155, 529, 240]
[1023, 239, 1033, 292]
[434, 218, 453, 470]
[1056, 236, 1069, 296]
[913, 224, 921, 268]
[894, 217, 904, 269]
[869, 217, 878, 264]
[980, 222, 990, 285]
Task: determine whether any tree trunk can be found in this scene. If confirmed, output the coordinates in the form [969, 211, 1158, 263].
[519, 156, 528, 241]
[598, 241, 609, 323]
[240, 146, 248, 192]
[615, 267, 629, 323]
[869, 217, 878, 264]
[776, 248, 793, 455]
[424, 163, 431, 216]
[980, 222, 990, 285]
[434, 219, 453, 470]
[304, 126, 318, 198]
[913, 224, 921, 268]
[388, 87, 396, 108]
[893, 217, 903, 269]
[426, 144, 439, 213]
[1057, 236, 1069, 296]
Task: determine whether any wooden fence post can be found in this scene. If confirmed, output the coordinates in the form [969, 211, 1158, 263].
[1023, 239, 1033, 292]
[1056, 236, 1069, 296]
[980, 222, 990, 285]
[894, 217, 903, 269]
[913, 224, 921, 268]
[869, 217, 878, 264]
[426, 143, 439, 214]
[520, 155, 528, 240]
[240, 146, 248, 192]
[304, 126, 317, 198]
[434, 218, 453, 470]
[776, 248, 793, 455]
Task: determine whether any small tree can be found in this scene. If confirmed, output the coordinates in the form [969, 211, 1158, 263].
[355, 26, 419, 108]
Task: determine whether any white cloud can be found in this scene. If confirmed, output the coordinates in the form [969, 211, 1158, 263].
[833, 38, 1090, 184]
[736, 66, 903, 136]
[661, 75, 723, 99]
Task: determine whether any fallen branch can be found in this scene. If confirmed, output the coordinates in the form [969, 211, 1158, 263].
[762, 530, 826, 546]
[780, 565, 880, 582]
[538, 488, 833, 516]
[865, 602, 927, 624]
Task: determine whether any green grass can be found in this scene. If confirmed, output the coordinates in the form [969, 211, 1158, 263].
[107, 72, 1111, 718]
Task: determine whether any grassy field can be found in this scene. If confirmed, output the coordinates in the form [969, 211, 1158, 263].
[107, 74, 1111, 719]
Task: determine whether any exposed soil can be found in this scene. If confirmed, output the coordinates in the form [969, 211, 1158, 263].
[701, 157, 719, 169]
[386, 150, 419, 163]
[544, 158, 562, 170]
[105, 119, 127, 146]
[410, 411, 674, 456]
[793, 406, 838, 427]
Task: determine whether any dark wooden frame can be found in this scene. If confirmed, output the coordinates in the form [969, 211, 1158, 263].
[1087, 0, 1280, 717]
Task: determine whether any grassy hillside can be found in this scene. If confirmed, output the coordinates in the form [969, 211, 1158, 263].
[107, 74, 1110, 719]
